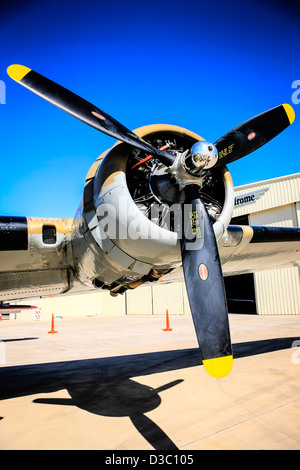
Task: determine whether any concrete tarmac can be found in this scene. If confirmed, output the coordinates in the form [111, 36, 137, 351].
[1, 313, 300, 450]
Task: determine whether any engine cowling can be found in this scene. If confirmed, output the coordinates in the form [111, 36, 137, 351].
[71, 125, 235, 294]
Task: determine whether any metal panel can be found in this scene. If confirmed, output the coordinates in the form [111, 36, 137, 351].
[250, 203, 300, 315]
[296, 202, 300, 226]
[152, 282, 184, 315]
[99, 290, 126, 316]
[254, 267, 300, 315]
[0, 269, 71, 301]
[126, 286, 152, 315]
[233, 173, 300, 217]
[36, 292, 103, 318]
[249, 203, 298, 227]
[182, 282, 192, 315]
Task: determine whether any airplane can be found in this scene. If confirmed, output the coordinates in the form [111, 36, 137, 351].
[1, 64, 300, 379]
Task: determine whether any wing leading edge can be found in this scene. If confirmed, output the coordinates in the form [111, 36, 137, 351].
[220, 225, 300, 276]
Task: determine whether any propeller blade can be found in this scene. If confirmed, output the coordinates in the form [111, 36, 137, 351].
[214, 104, 295, 167]
[181, 191, 232, 378]
[7, 64, 174, 167]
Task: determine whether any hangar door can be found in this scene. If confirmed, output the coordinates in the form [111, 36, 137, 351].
[224, 214, 257, 314]
[224, 274, 257, 314]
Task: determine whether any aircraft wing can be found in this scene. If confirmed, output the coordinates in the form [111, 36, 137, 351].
[221, 225, 300, 275]
[0, 304, 37, 314]
[161, 224, 300, 283]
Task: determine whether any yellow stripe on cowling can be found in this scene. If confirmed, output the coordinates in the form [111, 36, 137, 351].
[7, 64, 31, 82]
[282, 103, 295, 125]
[203, 355, 233, 378]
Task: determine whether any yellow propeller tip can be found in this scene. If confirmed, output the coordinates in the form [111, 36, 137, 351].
[203, 355, 233, 378]
[283, 103, 295, 124]
[7, 64, 31, 82]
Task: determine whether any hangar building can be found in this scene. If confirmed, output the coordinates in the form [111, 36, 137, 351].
[225, 172, 300, 315]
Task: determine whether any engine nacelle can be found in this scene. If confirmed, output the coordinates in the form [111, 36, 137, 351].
[71, 125, 235, 294]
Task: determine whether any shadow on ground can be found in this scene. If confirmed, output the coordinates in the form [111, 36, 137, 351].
[0, 337, 298, 449]
[34, 378, 183, 450]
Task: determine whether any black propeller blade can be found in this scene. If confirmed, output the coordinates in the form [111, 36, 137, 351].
[181, 189, 232, 378]
[214, 103, 295, 167]
[7, 64, 174, 167]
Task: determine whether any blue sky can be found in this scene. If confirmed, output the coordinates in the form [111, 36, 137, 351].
[0, 0, 299, 218]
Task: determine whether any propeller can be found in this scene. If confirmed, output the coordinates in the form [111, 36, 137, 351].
[6, 64, 174, 167]
[181, 188, 232, 378]
[7, 64, 295, 378]
[214, 103, 295, 167]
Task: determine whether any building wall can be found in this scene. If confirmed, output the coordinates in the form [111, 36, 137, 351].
[11, 291, 104, 322]
[125, 282, 191, 316]
[250, 203, 300, 315]
[233, 173, 300, 218]
[233, 173, 300, 315]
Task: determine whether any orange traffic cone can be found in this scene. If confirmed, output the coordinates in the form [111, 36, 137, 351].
[48, 314, 58, 334]
[163, 309, 172, 331]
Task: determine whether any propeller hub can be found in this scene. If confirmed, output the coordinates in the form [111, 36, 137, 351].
[184, 141, 218, 175]
[167, 140, 218, 190]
